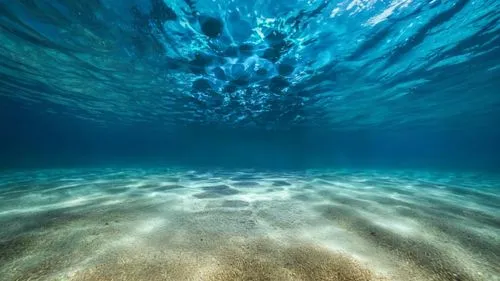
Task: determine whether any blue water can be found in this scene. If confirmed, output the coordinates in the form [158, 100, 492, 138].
[1, 0, 499, 170]
[0, 2, 500, 280]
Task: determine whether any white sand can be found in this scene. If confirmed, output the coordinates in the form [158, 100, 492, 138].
[0, 168, 498, 281]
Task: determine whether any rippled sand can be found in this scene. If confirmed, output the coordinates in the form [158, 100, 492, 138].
[0, 168, 498, 281]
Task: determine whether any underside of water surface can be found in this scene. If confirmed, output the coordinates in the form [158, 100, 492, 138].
[0, 0, 499, 281]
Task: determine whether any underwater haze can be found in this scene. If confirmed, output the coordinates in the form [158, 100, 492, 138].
[0, 1, 499, 281]
[1, 0, 499, 169]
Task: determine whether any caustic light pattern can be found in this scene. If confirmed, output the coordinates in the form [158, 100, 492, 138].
[0, 168, 499, 280]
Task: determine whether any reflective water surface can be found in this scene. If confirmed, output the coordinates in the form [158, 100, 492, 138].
[1, 0, 499, 130]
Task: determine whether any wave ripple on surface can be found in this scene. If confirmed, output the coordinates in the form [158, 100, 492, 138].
[0, 0, 499, 130]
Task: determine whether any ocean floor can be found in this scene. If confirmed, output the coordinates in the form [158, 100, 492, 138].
[0, 168, 498, 281]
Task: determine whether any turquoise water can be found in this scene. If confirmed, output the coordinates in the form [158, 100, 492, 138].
[0, 1, 499, 280]
[1, 0, 499, 130]
[1, 0, 499, 169]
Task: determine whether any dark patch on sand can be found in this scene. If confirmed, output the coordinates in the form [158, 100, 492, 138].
[0, 208, 90, 237]
[105, 187, 129, 194]
[137, 183, 160, 189]
[154, 184, 186, 192]
[379, 185, 416, 196]
[230, 175, 261, 181]
[416, 212, 500, 265]
[302, 184, 315, 190]
[291, 194, 312, 201]
[162, 177, 181, 182]
[317, 175, 342, 181]
[273, 180, 292, 186]
[266, 187, 284, 192]
[202, 185, 233, 191]
[362, 179, 398, 187]
[0, 235, 35, 264]
[424, 197, 500, 228]
[221, 200, 250, 208]
[316, 204, 478, 281]
[194, 185, 240, 198]
[231, 181, 260, 187]
[0, 230, 99, 281]
[313, 180, 335, 186]
[185, 174, 205, 181]
[128, 191, 144, 197]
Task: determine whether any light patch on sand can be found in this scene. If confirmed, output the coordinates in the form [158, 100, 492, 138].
[90, 179, 112, 185]
[171, 196, 209, 212]
[332, 181, 358, 189]
[0, 195, 94, 216]
[46, 182, 83, 191]
[298, 225, 348, 248]
[235, 189, 291, 202]
[128, 180, 151, 188]
[375, 219, 418, 235]
[135, 217, 166, 234]
[61, 196, 90, 207]
[110, 235, 140, 249]
[1, 168, 499, 281]
[388, 192, 408, 202]
[360, 209, 420, 236]
[100, 199, 125, 205]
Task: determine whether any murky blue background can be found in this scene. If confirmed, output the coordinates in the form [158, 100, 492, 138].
[0, 0, 499, 170]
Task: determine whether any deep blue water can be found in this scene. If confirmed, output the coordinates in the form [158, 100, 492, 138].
[1, 0, 499, 170]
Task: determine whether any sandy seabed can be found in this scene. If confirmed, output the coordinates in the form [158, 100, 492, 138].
[0, 168, 498, 281]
